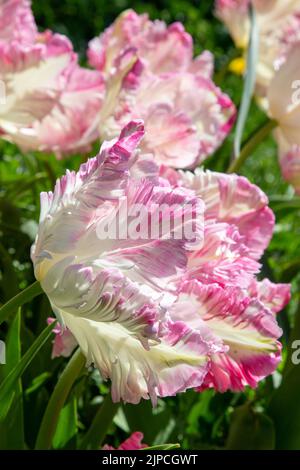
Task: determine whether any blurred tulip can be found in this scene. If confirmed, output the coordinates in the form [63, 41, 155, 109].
[88, 9, 236, 168]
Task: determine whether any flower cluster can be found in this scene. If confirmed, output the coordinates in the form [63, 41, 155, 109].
[0, 0, 291, 406]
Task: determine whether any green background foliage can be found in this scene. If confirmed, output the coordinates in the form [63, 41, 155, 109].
[1, 0, 300, 450]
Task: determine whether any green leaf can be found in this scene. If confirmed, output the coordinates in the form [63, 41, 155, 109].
[268, 303, 300, 449]
[123, 399, 175, 445]
[25, 372, 51, 397]
[233, 4, 259, 158]
[226, 403, 275, 450]
[142, 443, 180, 450]
[0, 321, 55, 421]
[79, 393, 119, 450]
[0, 309, 24, 449]
[0, 281, 43, 326]
[53, 392, 78, 449]
[268, 367, 300, 449]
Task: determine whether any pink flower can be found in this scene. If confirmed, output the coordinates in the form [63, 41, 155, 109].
[103, 432, 147, 450]
[159, 165, 290, 391]
[0, 0, 104, 156]
[88, 9, 235, 168]
[32, 120, 217, 405]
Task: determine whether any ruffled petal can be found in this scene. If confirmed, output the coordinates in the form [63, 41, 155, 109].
[60, 309, 211, 405]
[171, 280, 282, 392]
[88, 10, 193, 75]
[248, 279, 291, 314]
[103, 432, 147, 450]
[186, 222, 260, 287]
[162, 168, 274, 259]
[0, 0, 37, 45]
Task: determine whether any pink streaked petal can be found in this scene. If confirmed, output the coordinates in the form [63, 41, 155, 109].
[175, 74, 236, 164]
[188, 51, 214, 78]
[248, 279, 291, 314]
[141, 105, 199, 168]
[60, 311, 211, 405]
[103, 432, 147, 450]
[175, 280, 282, 392]
[87, 10, 193, 76]
[168, 169, 274, 259]
[186, 222, 260, 287]
[44, 265, 165, 348]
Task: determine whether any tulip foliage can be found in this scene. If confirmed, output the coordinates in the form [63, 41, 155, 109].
[0, 0, 300, 451]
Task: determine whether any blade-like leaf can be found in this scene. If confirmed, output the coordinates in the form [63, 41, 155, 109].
[0, 321, 55, 421]
[226, 403, 275, 450]
[53, 392, 78, 449]
[0, 309, 24, 449]
[142, 443, 180, 450]
[0, 281, 43, 326]
[268, 303, 300, 449]
[123, 400, 175, 445]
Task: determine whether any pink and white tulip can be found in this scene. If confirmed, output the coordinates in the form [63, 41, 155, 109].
[159, 165, 290, 391]
[32, 121, 218, 405]
[88, 9, 236, 168]
[0, 0, 104, 155]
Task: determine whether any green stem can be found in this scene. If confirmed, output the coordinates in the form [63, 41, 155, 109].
[228, 118, 278, 174]
[35, 348, 86, 450]
[0, 281, 43, 326]
[79, 393, 119, 450]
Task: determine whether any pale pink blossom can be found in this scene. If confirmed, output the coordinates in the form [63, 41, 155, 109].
[103, 432, 147, 450]
[0, 0, 37, 45]
[32, 121, 217, 405]
[0, 0, 104, 155]
[88, 9, 235, 168]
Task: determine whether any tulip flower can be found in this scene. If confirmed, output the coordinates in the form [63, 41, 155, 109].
[160, 165, 289, 391]
[0, 0, 104, 156]
[103, 432, 147, 450]
[31, 120, 220, 405]
[88, 9, 235, 168]
[37, 121, 289, 398]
